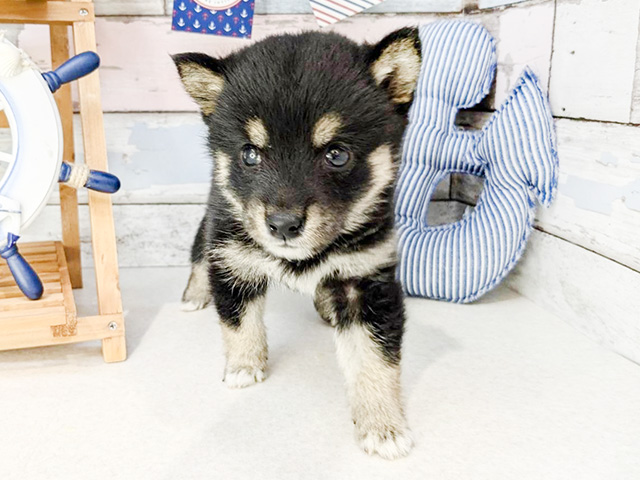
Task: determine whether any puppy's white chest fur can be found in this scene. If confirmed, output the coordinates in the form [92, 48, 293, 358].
[215, 233, 398, 295]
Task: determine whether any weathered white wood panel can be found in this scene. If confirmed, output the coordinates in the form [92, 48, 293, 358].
[36, 106, 640, 278]
[163, 0, 464, 15]
[427, 200, 468, 225]
[506, 230, 640, 365]
[478, 0, 527, 9]
[488, 1, 553, 106]
[538, 119, 640, 271]
[20, 15, 438, 112]
[450, 168, 482, 205]
[453, 112, 640, 273]
[21, 204, 206, 268]
[72, 113, 213, 205]
[550, 0, 640, 122]
[15, 4, 554, 113]
[40, 113, 450, 205]
[631, 16, 640, 124]
[21, 200, 464, 268]
[96, 0, 164, 16]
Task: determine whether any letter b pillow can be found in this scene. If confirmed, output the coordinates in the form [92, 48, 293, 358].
[395, 21, 559, 303]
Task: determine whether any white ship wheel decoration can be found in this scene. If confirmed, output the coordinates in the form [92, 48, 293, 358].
[0, 36, 120, 300]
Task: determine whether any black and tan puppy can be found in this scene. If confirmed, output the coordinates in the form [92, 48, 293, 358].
[174, 28, 421, 460]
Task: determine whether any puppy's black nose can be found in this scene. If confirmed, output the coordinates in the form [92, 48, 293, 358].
[266, 213, 304, 240]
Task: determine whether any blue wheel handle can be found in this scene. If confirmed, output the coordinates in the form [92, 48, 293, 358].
[42, 51, 100, 93]
[1, 244, 43, 300]
[85, 170, 121, 194]
[59, 162, 121, 194]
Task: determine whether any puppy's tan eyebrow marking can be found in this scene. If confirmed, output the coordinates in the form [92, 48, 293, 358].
[245, 117, 269, 149]
[312, 112, 342, 148]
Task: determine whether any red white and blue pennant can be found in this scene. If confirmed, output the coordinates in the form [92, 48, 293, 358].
[309, 0, 384, 27]
[172, 0, 254, 38]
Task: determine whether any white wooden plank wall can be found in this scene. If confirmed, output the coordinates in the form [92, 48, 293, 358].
[632, 13, 640, 124]
[94, 0, 164, 16]
[20, 200, 463, 268]
[13, 4, 554, 113]
[549, 0, 640, 123]
[59, 112, 451, 205]
[505, 231, 640, 365]
[3, 0, 640, 362]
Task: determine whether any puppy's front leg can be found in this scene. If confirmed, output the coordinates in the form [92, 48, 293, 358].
[326, 272, 413, 460]
[182, 216, 212, 311]
[210, 264, 269, 389]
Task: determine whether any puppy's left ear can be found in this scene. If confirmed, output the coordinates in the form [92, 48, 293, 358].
[172, 52, 226, 116]
[368, 27, 422, 106]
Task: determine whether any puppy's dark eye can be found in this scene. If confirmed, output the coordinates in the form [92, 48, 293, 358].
[324, 145, 350, 168]
[241, 145, 262, 166]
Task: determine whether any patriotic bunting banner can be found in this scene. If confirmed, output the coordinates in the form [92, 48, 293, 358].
[309, 0, 385, 27]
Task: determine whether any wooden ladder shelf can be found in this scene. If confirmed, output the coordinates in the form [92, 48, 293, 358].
[0, 0, 126, 362]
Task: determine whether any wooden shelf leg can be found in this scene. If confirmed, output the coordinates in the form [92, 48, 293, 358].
[50, 24, 83, 288]
[73, 19, 126, 363]
[102, 336, 127, 363]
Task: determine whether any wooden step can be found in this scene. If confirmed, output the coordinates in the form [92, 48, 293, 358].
[0, 241, 77, 342]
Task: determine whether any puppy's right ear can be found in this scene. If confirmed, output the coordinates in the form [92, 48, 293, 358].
[172, 52, 225, 116]
[368, 27, 421, 107]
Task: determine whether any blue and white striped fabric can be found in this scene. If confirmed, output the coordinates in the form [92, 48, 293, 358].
[395, 21, 558, 303]
[310, 0, 383, 27]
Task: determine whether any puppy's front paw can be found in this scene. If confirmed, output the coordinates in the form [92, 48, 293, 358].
[181, 298, 211, 312]
[357, 426, 414, 460]
[223, 367, 266, 388]
[181, 260, 212, 311]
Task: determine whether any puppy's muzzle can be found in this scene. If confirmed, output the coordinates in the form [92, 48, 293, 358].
[266, 212, 304, 241]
